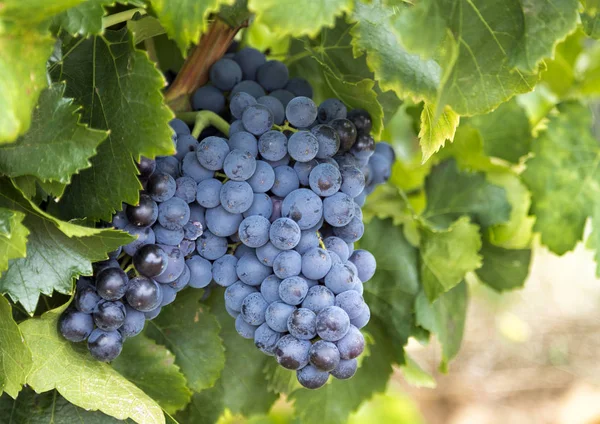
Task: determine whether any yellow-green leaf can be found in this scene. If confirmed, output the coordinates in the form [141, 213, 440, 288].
[419, 103, 459, 163]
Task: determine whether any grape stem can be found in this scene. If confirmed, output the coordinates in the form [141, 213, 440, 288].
[272, 122, 298, 133]
[177, 110, 231, 138]
[102, 8, 146, 28]
[124, 264, 136, 274]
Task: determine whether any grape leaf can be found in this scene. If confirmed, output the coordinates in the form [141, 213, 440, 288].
[145, 290, 225, 392]
[128, 15, 166, 44]
[149, 0, 235, 54]
[415, 281, 468, 372]
[50, 28, 175, 222]
[399, 355, 436, 389]
[174, 386, 225, 424]
[522, 102, 600, 255]
[419, 217, 482, 302]
[541, 30, 584, 97]
[248, 0, 352, 38]
[0, 83, 108, 184]
[0, 30, 54, 144]
[0, 296, 33, 398]
[0, 0, 82, 24]
[19, 306, 165, 424]
[112, 335, 192, 415]
[476, 240, 532, 291]
[423, 159, 511, 229]
[0, 208, 28, 277]
[419, 103, 460, 163]
[0, 389, 134, 423]
[0, 181, 133, 313]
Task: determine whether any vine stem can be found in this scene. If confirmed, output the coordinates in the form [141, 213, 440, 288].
[273, 123, 298, 133]
[177, 110, 231, 138]
[102, 8, 146, 28]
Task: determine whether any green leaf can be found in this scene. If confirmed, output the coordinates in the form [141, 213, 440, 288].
[541, 29, 584, 97]
[149, 0, 235, 54]
[50, 28, 175, 222]
[423, 159, 512, 229]
[466, 98, 532, 164]
[128, 15, 166, 44]
[0, 296, 33, 398]
[0, 181, 133, 313]
[145, 290, 225, 392]
[0, 208, 29, 276]
[0, 0, 82, 24]
[19, 306, 165, 424]
[399, 355, 436, 389]
[419, 217, 482, 302]
[415, 281, 468, 372]
[522, 102, 600, 255]
[0, 83, 108, 184]
[0, 389, 133, 423]
[175, 386, 225, 424]
[248, 0, 353, 38]
[112, 335, 192, 415]
[419, 103, 460, 163]
[476, 240, 532, 291]
[0, 30, 54, 144]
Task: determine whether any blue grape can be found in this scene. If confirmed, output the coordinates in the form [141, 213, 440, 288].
[230, 92, 257, 120]
[347, 108, 372, 133]
[60, 310, 94, 342]
[265, 301, 296, 332]
[256, 242, 282, 266]
[158, 197, 190, 230]
[339, 166, 365, 198]
[264, 154, 290, 168]
[238, 215, 271, 248]
[123, 225, 155, 256]
[160, 284, 177, 307]
[94, 259, 118, 274]
[258, 130, 287, 161]
[175, 135, 198, 161]
[153, 224, 184, 246]
[183, 221, 203, 241]
[182, 152, 214, 182]
[236, 252, 271, 286]
[334, 152, 358, 168]
[229, 119, 246, 135]
[350, 133, 375, 160]
[120, 306, 146, 338]
[287, 130, 319, 162]
[233, 243, 254, 259]
[324, 263, 355, 294]
[273, 250, 302, 279]
[112, 210, 129, 229]
[272, 166, 299, 197]
[311, 124, 340, 159]
[175, 176, 197, 203]
[213, 254, 238, 287]
[243, 193, 273, 218]
[331, 358, 357, 379]
[126, 195, 158, 227]
[196, 178, 222, 208]
[281, 188, 323, 230]
[256, 60, 289, 91]
[349, 303, 370, 329]
[254, 322, 283, 356]
[354, 190, 367, 207]
[154, 245, 186, 283]
[93, 300, 126, 331]
[293, 159, 318, 186]
[191, 85, 225, 113]
[332, 216, 364, 243]
[231, 80, 267, 98]
[301, 247, 332, 280]
[242, 104, 274, 136]
[294, 230, 320, 255]
[75, 285, 101, 314]
[368, 153, 391, 185]
[335, 325, 364, 359]
[144, 305, 162, 320]
[260, 274, 282, 303]
[196, 136, 230, 171]
[316, 306, 350, 341]
[286, 97, 317, 128]
[240, 292, 269, 325]
[169, 118, 190, 136]
[233, 47, 266, 80]
[257, 95, 285, 125]
[323, 192, 355, 227]
[189, 204, 206, 228]
[330, 119, 357, 153]
[205, 205, 243, 237]
[156, 156, 180, 179]
[186, 256, 213, 288]
[309, 163, 341, 197]
[269, 217, 301, 250]
[374, 142, 396, 165]
[224, 149, 257, 181]
[275, 335, 311, 370]
[323, 236, 350, 263]
[169, 264, 191, 291]
[287, 307, 317, 340]
[228, 131, 258, 157]
[318, 98, 347, 123]
[196, 230, 228, 260]
[210, 58, 242, 91]
[220, 180, 254, 213]
[235, 314, 258, 339]
[349, 249, 376, 282]
[301, 285, 335, 313]
[133, 244, 168, 277]
[96, 267, 129, 301]
[226, 281, 258, 311]
[247, 160, 275, 193]
[334, 291, 365, 320]
[87, 329, 123, 362]
[269, 89, 295, 108]
[285, 77, 313, 99]
[309, 340, 340, 372]
[279, 276, 308, 305]
[147, 172, 176, 203]
[296, 365, 329, 389]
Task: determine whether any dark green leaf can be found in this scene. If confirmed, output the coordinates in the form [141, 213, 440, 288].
[476, 239, 532, 291]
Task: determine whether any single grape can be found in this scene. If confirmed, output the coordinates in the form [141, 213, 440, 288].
[133, 244, 168, 277]
[175, 135, 199, 162]
[285, 77, 313, 98]
[242, 104, 274, 136]
[297, 365, 329, 389]
[235, 314, 258, 339]
[75, 285, 102, 314]
[311, 124, 341, 159]
[354, 190, 367, 207]
[317, 98, 347, 123]
[186, 255, 213, 288]
[374, 141, 396, 165]
[294, 230, 320, 255]
[96, 267, 129, 301]
[272, 166, 300, 197]
[126, 195, 158, 227]
[287, 131, 319, 162]
[349, 249, 376, 283]
[205, 205, 243, 237]
[331, 358, 357, 379]
[196, 230, 228, 260]
[196, 136, 230, 171]
[335, 291, 365, 320]
[273, 250, 302, 279]
[169, 118, 190, 136]
[243, 193, 273, 218]
[301, 247, 332, 280]
[330, 119, 357, 153]
[210, 58, 242, 91]
[236, 252, 272, 286]
[350, 133, 375, 160]
[156, 156, 180, 179]
[175, 176, 197, 203]
[281, 188, 323, 230]
[368, 152, 392, 185]
[275, 335, 311, 370]
[279, 276, 309, 306]
[153, 245, 186, 283]
[182, 152, 214, 183]
[191, 86, 225, 113]
[316, 306, 350, 341]
[154, 224, 184, 246]
[228, 131, 258, 157]
[269, 217, 301, 250]
[286, 97, 317, 128]
[120, 305, 146, 338]
[254, 322, 283, 356]
[324, 263, 356, 294]
[233, 244, 254, 259]
[93, 300, 126, 331]
[59, 310, 94, 342]
[87, 329, 123, 362]
[265, 301, 296, 332]
[240, 292, 269, 325]
[169, 264, 191, 291]
[123, 225, 155, 256]
[293, 159, 318, 186]
[258, 130, 287, 161]
[347, 109, 372, 133]
[213, 254, 238, 287]
[223, 149, 257, 181]
[233, 47, 266, 80]
[220, 180, 254, 214]
[335, 325, 365, 359]
[230, 80, 267, 98]
[256, 60, 289, 91]
[339, 166, 365, 198]
[158, 197, 190, 230]
[196, 178, 222, 208]
[256, 241, 282, 266]
[323, 236, 350, 263]
[261, 275, 282, 303]
[183, 221, 203, 241]
[238, 215, 271, 248]
[257, 95, 285, 125]
[112, 210, 129, 229]
[309, 163, 342, 197]
[247, 160, 275, 193]
[144, 305, 162, 320]
[309, 340, 340, 372]
[323, 192, 355, 227]
[269, 89, 295, 108]
[332, 216, 364, 243]
[126, 276, 163, 312]
[287, 307, 317, 340]
[160, 284, 177, 307]
[137, 156, 156, 179]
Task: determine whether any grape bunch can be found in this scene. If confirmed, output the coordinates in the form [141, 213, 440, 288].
[187, 49, 395, 389]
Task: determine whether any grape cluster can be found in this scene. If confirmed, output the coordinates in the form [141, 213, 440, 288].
[188, 49, 394, 389]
